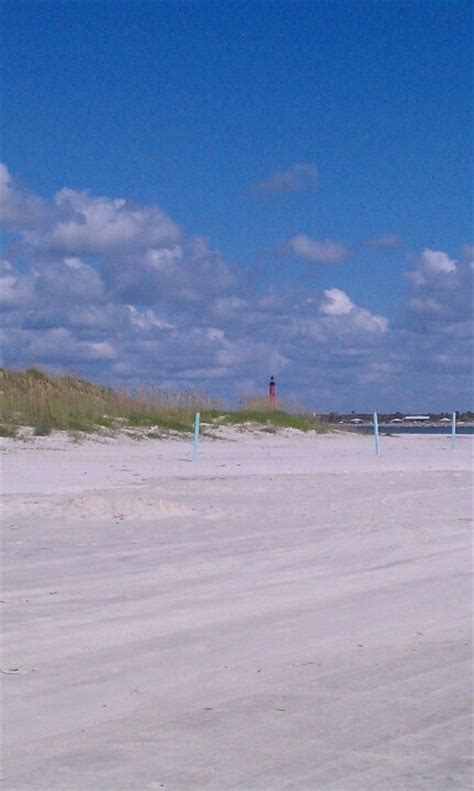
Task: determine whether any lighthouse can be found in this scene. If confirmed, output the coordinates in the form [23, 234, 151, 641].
[268, 375, 276, 407]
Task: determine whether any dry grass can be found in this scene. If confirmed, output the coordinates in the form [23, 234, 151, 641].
[239, 394, 306, 414]
[221, 410, 322, 433]
[0, 368, 329, 437]
[0, 368, 221, 435]
[223, 394, 327, 432]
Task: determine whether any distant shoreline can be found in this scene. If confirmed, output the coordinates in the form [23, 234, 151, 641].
[367, 424, 473, 435]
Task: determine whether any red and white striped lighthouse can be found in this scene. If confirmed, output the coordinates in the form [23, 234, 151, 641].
[268, 375, 276, 406]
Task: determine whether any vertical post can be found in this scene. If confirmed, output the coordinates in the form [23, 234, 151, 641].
[193, 411, 200, 461]
[373, 411, 380, 455]
[451, 411, 456, 449]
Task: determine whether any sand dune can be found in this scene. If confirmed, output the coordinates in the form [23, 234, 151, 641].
[1, 430, 472, 790]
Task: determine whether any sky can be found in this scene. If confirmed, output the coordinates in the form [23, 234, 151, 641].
[1, 0, 472, 411]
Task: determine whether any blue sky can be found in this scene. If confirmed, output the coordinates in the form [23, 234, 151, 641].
[1, 0, 472, 410]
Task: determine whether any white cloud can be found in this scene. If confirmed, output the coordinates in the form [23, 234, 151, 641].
[399, 249, 473, 407]
[269, 351, 289, 373]
[353, 309, 389, 334]
[420, 249, 456, 275]
[288, 234, 349, 263]
[319, 288, 388, 333]
[190, 235, 212, 258]
[36, 257, 105, 303]
[0, 163, 47, 229]
[25, 188, 181, 255]
[253, 162, 318, 194]
[406, 248, 458, 286]
[128, 305, 174, 331]
[144, 246, 184, 269]
[0, 260, 34, 309]
[210, 297, 247, 319]
[408, 296, 445, 315]
[87, 341, 117, 360]
[357, 360, 399, 385]
[2, 164, 472, 411]
[320, 288, 354, 315]
[25, 327, 117, 363]
[207, 328, 225, 342]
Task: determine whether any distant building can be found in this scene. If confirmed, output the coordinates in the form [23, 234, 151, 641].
[403, 415, 430, 421]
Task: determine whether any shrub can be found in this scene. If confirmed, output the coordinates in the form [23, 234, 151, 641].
[0, 424, 18, 438]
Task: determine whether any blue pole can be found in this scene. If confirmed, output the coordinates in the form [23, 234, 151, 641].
[451, 411, 456, 449]
[373, 411, 380, 455]
[193, 411, 201, 461]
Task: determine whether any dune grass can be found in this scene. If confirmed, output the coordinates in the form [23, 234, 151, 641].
[218, 394, 326, 433]
[0, 368, 328, 437]
[0, 424, 18, 438]
[0, 368, 218, 435]
[220, 410, 315, 432]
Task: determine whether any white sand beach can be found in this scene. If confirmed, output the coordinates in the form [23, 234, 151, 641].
[1, 429, 472, 790]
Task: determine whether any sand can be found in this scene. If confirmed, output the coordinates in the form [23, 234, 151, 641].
[1, 429, 472, 790]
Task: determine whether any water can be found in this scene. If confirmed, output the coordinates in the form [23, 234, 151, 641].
[378, 425, 474, 435]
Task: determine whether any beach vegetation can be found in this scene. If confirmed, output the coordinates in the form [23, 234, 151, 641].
[220, 409, 316, 432]
[217, 394, 328, 433]
[0, 368, 212, 435]
[0, 367, 329, 437]
[0, 423, 18, 438]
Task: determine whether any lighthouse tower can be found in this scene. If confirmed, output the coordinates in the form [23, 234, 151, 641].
[268, 375, 276, 407]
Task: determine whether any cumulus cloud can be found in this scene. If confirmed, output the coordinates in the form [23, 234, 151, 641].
[363, 234, 402, 250]
[127, 306, 174, 331]
[25, 188, 181, 255]
[0, 164, 245, 391]
[102, 246, 235, 309]
[319, 288, 388, 333]
[406, 248, 457, 286]
[252, 162, 318, 195]
[353, 310, 389, 334]
[2, 163, 471, 410]
[320, 288, 354, 315]
[288, 233, 350, 263]
[420, 249, 456, 275]
[408, 296, 446, 315]
[462, 244, 474, 260]
[396, 245, 473, 407]
[0, 260, 34, 309]
[405, 249, 470, 323]
[37, 257, 105, 303]
[0, 163, 48, 229]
